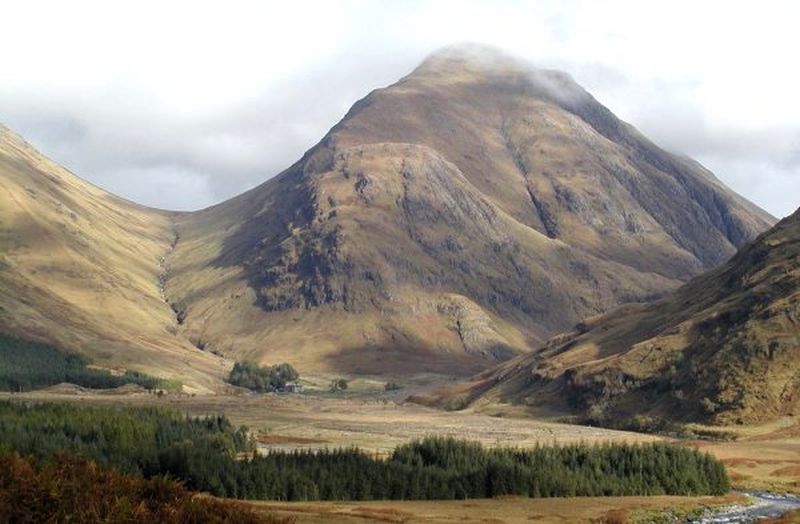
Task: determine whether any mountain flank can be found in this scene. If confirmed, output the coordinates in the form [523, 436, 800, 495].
[422, 207, 800, 425]
[0, 125, 222, 391]
[164, 45, 773, 376]
[0, 45, 776, 384]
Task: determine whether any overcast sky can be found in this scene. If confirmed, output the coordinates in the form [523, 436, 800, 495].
[1, 1, 798, 217]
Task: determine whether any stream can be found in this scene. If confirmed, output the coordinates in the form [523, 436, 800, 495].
[689, 492, 800, 523]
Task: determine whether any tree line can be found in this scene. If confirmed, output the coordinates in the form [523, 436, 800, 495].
[0, 333, 174, 392]
[0, 401, 249, 477]
[0, 402, 729, 501]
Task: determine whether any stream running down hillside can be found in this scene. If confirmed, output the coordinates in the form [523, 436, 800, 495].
[689, 492, 800, 523]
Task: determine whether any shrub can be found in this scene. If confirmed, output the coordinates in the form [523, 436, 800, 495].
[329, 378, 349, 392]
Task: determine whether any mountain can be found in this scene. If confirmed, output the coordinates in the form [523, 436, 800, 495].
[0, 45, 775, 384]
[163, 45, 773, 376]
[0, 125, 222, 391]
[423, 208, 800, 426]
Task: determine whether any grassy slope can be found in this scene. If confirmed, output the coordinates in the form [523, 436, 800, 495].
[428, 209, 800, 425]
[0, 125, 223, 391]
[687, 416, 800, 493]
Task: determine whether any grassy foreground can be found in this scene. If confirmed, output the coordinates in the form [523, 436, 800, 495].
[0, 452, 289, 524]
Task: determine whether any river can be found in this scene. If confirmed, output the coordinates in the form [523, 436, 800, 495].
[689, 492, 800, 523]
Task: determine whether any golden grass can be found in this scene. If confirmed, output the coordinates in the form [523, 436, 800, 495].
[1, 389, 657, 456]
[256, 433, 329, 445]
[684, 416, 800, 493]
[0, 126, 225, 392]
[244, 494, 744, 524]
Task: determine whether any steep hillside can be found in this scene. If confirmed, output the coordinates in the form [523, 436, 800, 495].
[165, 45, 774, 376]
[0, 125, 222, 391]
[429, 208, 800, 425]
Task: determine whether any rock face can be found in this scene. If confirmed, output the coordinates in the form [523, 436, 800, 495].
[163, 45, 774, 376]
[430, 208, 800, 425]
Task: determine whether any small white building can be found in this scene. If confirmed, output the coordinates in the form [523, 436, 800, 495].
[283, 382, 304, 393]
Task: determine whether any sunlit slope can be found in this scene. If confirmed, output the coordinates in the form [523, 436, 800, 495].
[0, 125, 222, 391]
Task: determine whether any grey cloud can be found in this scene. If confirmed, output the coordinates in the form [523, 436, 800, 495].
[0, 49, 421, 211]
[1, 44, 798, 218]
[698, 156, 799, 218]
[780, 142, 800, 169]
[1, 1, 799, 218]
[102, 165, 216, 211]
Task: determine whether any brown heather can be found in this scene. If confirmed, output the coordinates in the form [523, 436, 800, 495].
[0, 452, 290, 524]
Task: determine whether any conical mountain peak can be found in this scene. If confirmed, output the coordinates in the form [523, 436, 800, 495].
[0, 47, 777, 385]
[415, 43, 528, 75]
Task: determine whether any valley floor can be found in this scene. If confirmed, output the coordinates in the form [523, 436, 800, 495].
[3, 386, 799, 522]
[690, 424, 800, 494]
[0, 386, 656, 453]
